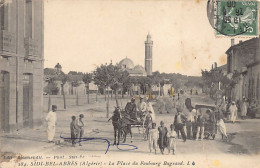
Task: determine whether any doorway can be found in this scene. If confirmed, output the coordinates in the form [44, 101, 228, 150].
[23, 73, 33, 127]
[0, 71, 9, 132]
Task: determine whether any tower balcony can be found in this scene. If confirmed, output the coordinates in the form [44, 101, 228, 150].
[0, 30, 16, 57]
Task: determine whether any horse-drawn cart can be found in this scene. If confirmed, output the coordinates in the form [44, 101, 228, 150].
[109, 107, 150, 145]
[120, 110, 150, 140]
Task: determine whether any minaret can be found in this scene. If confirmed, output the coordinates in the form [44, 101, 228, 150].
[145, 33, 153, 76]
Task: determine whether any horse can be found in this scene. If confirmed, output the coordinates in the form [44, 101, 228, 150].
[120, 114, 133, 143]
[108, 107, 122, 145]
[109, 108, 133, 145]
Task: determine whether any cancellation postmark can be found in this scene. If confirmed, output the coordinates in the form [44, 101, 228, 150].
[207, 0, 258, 37]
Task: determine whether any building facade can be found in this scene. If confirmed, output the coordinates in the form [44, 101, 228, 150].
[225, 38, 260, 104]
[145, 33, 153, 76]
[0, 0, 44, 132]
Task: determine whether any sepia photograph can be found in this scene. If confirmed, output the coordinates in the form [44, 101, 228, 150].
[0, 0, 260, 167]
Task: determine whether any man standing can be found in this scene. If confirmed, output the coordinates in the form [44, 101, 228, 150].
[174, 107, 187, 142]
[146, 99, 155, 121]
[138, 96, 147, 119]
[229, 101, 238, 123]
[45, 105, 57, 143]
[76, 114, 85, 146]
[195, 111, 205, 140]
[241, 97, 248, 120]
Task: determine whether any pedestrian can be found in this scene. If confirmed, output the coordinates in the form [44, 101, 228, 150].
[205, 109, 216, 140]
[148, 123, 158, 154]
[138, 96, 147, 120]
[144, 111, 153, 140]
[167, 124, 177, 155]
[45, 105, 57, 143]
[183, 98, 195, 140]
[158, 121, 168, 154]
[70, 116, 78, 147]
[76, 114, 85, 146]
[220, 100, 227, 119]
[241, 97, 248, 120]
[146, 99, 155, 121]
[174, 107, 187, 142]
[229, 101, 238, 123]
[195, 110, 205, 141]
[216, 116, 228, 141]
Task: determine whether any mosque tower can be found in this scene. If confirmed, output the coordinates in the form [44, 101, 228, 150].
[145, 33, 153, 76]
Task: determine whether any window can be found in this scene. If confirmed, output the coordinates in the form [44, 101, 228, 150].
[25, 0, 32, 38]
[0, 0, 8, 30]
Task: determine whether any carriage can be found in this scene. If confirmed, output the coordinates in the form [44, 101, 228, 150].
[194, 104, 218, 140]
[109, 107, 150, 145]
[120, 110, 150, 140]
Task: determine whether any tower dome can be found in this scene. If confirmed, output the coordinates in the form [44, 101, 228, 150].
[119, 57, 135, 69]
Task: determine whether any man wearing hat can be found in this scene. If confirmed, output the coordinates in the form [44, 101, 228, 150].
[76, 114, 85, 146]
[45, 105, 57, 143]
[125, 97, 137, 120]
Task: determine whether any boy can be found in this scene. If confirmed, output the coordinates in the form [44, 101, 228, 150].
[70, 116, 78, 147]
[76, 114, 85, 146]
[158, 121, 168, 154]
[167, 124, 177, 155]
[148, 123, 158, 154]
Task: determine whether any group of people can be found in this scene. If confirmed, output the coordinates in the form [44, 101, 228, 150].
[45, 105, 85, 147]
[125, 96, 155, 123]
[219, 96, 252, 123]
[148, 121, 177, 155]
[147, 97, 229, 155]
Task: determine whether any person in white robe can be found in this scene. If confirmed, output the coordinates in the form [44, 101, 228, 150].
[146, 100, 155, 121]
[241, 98, 248, 120]
[138, 96, 147, 120]
[217, 117, 228, 141]
[167, 124, 177, 155]
[45, 105, 57, 143]
[229, 101, 237, 123]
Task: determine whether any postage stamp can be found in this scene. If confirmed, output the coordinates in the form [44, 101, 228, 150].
[208, 0, 258, 36]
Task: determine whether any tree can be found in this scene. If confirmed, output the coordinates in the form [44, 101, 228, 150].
[151, 71, 162, 96]
[107, 64, 128, 107]
[70, 76, 81, 106]
[121, 71, 131, 98]
[82, 73, 93, 104]
[93, 64, 113, 118]
[201, 68, 235, 100]
[44, 77, 58, 111]
[58, 74, 69, 109]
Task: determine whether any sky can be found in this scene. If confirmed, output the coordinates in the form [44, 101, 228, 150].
[44, 0, 244, 76]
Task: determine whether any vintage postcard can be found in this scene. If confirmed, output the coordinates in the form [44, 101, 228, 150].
[0, 0, 260, 168]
